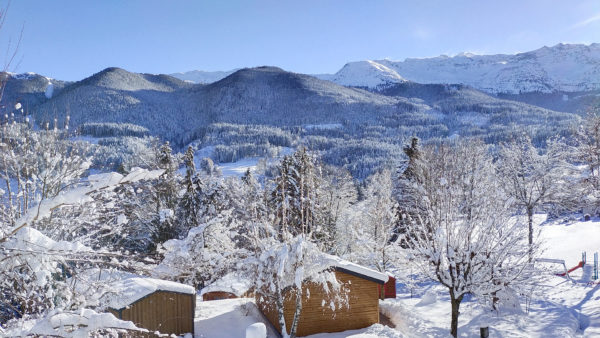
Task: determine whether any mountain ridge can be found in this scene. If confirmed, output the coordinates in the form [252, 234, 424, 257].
[334, 43, 600, 94]
[171, 43, 600, 95]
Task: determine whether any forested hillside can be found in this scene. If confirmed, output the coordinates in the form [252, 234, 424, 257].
[2, 65, 583, 179]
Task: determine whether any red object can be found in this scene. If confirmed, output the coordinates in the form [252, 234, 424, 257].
[378, 275, 396, 299]
[557, 261, 584, 277]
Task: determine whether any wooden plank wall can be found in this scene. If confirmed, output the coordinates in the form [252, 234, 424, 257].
[118, 291, 195, 336]
[258, 271, 380, 336]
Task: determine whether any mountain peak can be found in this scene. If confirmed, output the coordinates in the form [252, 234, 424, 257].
[315, 60, 406, 88]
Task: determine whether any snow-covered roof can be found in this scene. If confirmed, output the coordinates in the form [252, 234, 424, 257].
[200, 273, 252, 297]
[323, 255, 389, 284]
[102, 277, 195, 310]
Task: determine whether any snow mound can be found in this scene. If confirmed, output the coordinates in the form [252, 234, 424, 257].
[195, 298, 280, 338]
[101, 277, 195, 310]
[416, 290, 437, 306]
[200, 272, 252, 297]
[245, 323, 267, 338]
[2, 308, 145, 337]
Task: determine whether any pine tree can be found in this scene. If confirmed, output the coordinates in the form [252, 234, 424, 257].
[394, 137, 426, 246]
[270, 148, 324, 242]
[176, 146, 201, 237]
[150, 142, 180, 248]
[155, 141, 179, 209]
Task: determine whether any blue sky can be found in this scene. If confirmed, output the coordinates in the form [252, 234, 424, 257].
[1, 0, 599, 80]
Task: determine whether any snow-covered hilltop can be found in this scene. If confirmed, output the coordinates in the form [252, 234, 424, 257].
[325, 43, 600, 94]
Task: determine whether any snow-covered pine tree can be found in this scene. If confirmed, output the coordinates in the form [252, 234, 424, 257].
[155, 141, 179, 209]
[176, 146, 202, 237]
[226, 169, 269, 248]
[149, 141, 180, 247]
[394, 136, 426, 247]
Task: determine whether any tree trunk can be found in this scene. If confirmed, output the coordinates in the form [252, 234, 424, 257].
[527, 206, 534, 262]
[450, 291, 464, 338]
[289, 288, 303, 338]
[275, 283, 289, 338]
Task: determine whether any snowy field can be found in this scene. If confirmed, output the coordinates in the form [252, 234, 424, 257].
[208, 146, 294, 177]
[380, 215, 600, 337]
[194, 215, 600, 337]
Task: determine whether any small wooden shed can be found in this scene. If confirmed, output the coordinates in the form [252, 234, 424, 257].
[257, 256, 388, 337]
[378, 273, 397, 299]
[102, 277, 196, 336]
[200, 273, 253, 301]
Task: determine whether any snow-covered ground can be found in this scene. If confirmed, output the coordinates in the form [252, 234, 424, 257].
[194, 298, 279, 338]
[383, 281, 581, 337]
[193, 215, 600, 337]
[378, 214, 600, 337]
[212, 147, 294, 177]
[218, 157, 263, 177]
[194, 297, 401, 338]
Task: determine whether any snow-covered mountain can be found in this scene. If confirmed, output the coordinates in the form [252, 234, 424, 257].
[316, 60, 406, 88]
[324, 43, 600, 94]
[169, 69, 237, 84]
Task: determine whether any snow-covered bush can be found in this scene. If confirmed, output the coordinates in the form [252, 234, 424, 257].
[155, 211, 237, 288]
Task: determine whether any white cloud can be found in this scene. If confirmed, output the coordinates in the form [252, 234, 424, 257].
[571, 13, 600, 29]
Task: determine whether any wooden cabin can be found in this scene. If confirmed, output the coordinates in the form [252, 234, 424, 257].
[102, 277, 196, 336]
[200, 273, 253, 301]
[256, 257, 388, 337]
